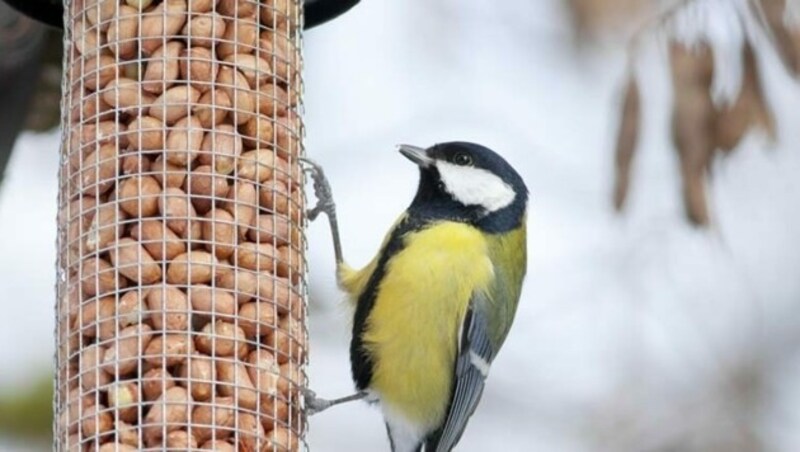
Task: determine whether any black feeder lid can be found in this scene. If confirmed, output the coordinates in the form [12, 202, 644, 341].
[1, 0, 360, 30]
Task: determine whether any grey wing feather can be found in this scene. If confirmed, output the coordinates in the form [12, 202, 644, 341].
[432, 297, 494, 452]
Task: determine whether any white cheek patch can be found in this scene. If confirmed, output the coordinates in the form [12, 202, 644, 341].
[436, 161, 516, 212]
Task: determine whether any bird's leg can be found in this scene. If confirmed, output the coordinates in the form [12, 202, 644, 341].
[300, 157, 344, 264]
[303, 388, 368, 416]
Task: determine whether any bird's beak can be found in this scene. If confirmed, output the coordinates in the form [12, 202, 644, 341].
[398, 144, 433, 168]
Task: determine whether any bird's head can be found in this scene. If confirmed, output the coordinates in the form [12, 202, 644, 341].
[399, 142, 528, 232]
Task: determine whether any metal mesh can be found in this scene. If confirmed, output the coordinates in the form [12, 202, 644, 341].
[55, 0, 306, 450]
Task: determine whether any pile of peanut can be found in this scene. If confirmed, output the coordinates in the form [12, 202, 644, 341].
[56, 0, 306, 450]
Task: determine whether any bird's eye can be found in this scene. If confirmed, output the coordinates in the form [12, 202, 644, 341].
[453, 153, 473, 166]
[437, 181, 446, 191]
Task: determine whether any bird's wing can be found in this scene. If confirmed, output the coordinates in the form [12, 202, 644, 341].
[429, 293, 494, 452]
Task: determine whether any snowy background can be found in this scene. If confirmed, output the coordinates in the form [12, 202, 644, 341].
[2, 0, 800, 451]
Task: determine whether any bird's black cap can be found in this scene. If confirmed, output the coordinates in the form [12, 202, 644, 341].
[401, 141, 528, 233]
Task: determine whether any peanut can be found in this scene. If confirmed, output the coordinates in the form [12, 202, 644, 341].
[166, 430, 198, 449]
[141, 367, 176, 401]
[107, 5, 140, 59]
[256, 83, 293, 117]
[79, 143, 118, 196]
[165, 114, 205, 166]
[176, 353, 216, 401]
[201, 208, 238, 260]
[107, 381, 140, 423]
[130, 219, 186, 260]
[238, 301, 277, 337]
[258, 179, 290, 216]
[150, 85, 201, 125]
[195, 320, 247, 358]
[215, 268, 258, 304]
[101, 323, 154, 376]
[85, 0, 119, 30]
[236, 241, 277, 272]
[256, 275, 298, 316]
[81, 403, 113, 439]
[85, 203, 128, 253]
[159, 187, 202, 240]
[267, 427, 300, 452]
[121, 153, 152, 175]
[237, 149, 275, 182]
[71, 119, 127, 164]
[167, 250, 218, 284]
[180, 47, 218, 92]
[142, 386, 191, 446]
[142, 41, 185, 94]
[187, 0, 218, 13]
[261, 0, 298, 31]
[198, 124, 243, 174]
[102, 77, 154, 114]
[117, 289, 147, 328]
[247, 349, 280, 397]
[151, 154, 187, 188]
[216, 66, 256, 124]
[75, 295, 115, 340]
[79, 344, 112, 392]
[71, 89, 114, 123]
[144, 334, 195, 367]
[218, 0, 256, 17]
[73, 17, 104, 57]
[189, 286, 238, 320]
[183, 12, 226, 48]
[81, 257, 127, 298]
[146, 285, 190, 331]
[109, 237, 162, 284]
[191, 396, 235, 443]
[184, 165, 231, 214]
[240, 114, 274, 149]
[81, 55, 118, 92]
[249, 214, 299, 247]
[201, 440, 236, 451]
[223, 53, 271, 88]
[126, 0, 154, 10]
[126, 115, 165, 151]
[193, 89, 231, 127]
[238, 412, 267, 451]
[267, 314, 305, 364]
[140, 0, 189, 55]
[118, 175, 162, 217]
[116, 420, 140, 447]
[217, 360, 258, 409]
[277, 245, 303, 284]
[221, 181, 257, 237]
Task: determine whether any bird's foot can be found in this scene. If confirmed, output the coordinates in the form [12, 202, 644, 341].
[302, 388, 368, 416]
[300, 157, 336, 222]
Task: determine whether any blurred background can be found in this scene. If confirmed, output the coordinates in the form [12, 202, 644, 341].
[1, 0, 800, 450]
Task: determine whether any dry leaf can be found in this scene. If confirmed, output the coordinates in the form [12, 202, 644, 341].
[613, 73, 641, 211]
[716, 39, 777, 153]
[752, 0, 800, 76]
[670, 41, 716, 227]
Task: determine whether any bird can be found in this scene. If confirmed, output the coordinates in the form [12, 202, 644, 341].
[302, 141, 528, 452]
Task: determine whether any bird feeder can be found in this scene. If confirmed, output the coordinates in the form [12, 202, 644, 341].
[54, 0, 311, 449]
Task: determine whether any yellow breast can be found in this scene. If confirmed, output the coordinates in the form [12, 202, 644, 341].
[360, 221, 494, 428]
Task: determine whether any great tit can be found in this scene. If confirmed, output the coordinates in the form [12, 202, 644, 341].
[303, 141, 528, 452]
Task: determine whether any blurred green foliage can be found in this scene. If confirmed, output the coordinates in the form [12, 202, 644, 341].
[0, 371, 53, 444]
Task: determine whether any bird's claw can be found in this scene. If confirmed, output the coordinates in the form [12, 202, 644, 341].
[300, 157, 336, 222]
[302, 387, 331, 416]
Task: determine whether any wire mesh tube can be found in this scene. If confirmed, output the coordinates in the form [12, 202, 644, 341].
[55, 0, 306, 450]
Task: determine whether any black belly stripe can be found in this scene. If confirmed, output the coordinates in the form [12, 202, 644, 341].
[350, 214, 428, 390]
